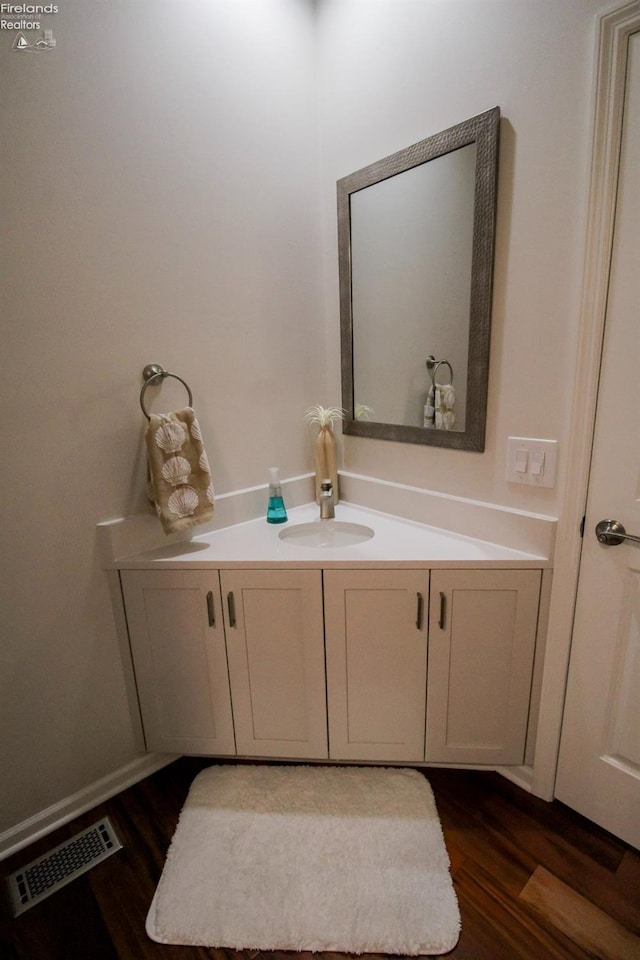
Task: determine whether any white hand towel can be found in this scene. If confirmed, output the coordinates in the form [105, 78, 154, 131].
[146, 407, 214, 535]
[423, 384, 436, 428]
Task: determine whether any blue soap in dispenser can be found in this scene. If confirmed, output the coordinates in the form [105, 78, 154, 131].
[266, 467, 288, 524]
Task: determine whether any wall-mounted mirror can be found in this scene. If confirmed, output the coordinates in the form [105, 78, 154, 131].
[338, 106, 500, 451]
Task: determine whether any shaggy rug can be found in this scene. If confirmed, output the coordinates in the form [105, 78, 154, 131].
[146, 764, 460, 954]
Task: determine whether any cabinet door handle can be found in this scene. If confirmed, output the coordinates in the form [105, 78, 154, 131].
[227, 591, 236, 628]
[439, 592, 447, 630]
[416, 592, 424, 630]
[206, 591, 215, 627]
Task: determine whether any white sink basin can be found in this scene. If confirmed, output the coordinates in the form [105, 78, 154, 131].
[278, 520, 375, 548]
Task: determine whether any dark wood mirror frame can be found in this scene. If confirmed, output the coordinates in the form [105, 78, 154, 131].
[338, 106, 500, 452]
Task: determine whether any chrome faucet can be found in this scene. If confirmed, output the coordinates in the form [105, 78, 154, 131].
[319, 479, 335, 520]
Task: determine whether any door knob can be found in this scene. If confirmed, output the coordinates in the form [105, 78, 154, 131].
[595, 519, 640, 546]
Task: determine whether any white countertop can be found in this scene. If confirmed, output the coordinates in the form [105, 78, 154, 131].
[116, 502, 549, 569]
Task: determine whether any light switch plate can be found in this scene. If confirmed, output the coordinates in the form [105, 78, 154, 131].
[507, 437, 558, 488]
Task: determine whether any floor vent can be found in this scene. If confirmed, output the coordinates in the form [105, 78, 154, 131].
[6, 817, 122, 917]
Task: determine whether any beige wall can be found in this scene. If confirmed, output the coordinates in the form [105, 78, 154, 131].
[1, 0, 612, 840]
[317, 0, 607, 511]
[0, 0, 324, 836]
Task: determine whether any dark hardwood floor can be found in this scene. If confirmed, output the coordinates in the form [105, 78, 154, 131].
[1, 759, 639, 960]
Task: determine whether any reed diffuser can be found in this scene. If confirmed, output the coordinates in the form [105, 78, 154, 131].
[305, 405, 344, 505]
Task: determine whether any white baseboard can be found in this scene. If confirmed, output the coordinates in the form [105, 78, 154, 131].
[0, 753, 176, 862]
[495, 764, 539, 796]
[0, 752, 547, 863]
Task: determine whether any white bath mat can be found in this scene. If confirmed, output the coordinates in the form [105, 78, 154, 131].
[146, 764, 460, 954]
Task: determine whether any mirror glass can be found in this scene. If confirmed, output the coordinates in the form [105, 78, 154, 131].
[338, 107, 500, 451]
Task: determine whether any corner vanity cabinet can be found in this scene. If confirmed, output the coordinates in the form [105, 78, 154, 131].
[121, 568, 327, 758]
[120, 562, 543, 769]
[324, 567, 540, 765]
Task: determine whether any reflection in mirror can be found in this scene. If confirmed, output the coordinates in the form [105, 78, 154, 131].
[338, 107, 500, 451]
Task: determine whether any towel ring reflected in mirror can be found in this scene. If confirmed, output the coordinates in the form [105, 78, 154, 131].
[426, 356, 454, 386]
[139, 364, 193, 420]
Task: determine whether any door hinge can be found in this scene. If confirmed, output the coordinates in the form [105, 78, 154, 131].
[579, 515, 586, 538]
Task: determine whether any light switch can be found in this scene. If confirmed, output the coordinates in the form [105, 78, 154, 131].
[507, 437, 558, 487]
[515, 448, 529, 473]
[531, 451, 545, 477]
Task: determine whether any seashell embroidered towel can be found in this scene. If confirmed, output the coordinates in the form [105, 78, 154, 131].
[434, 383, 456, 431]
[423, 383, 456, 431]
[146, 408, 214, 535]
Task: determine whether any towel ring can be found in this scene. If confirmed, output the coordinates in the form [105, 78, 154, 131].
[426, 356, 453, 386]
[139, 364, 193, 419]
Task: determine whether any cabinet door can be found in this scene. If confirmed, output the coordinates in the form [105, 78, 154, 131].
[221, 569, 327, 759]
[324, 570, 428, 762]
[427, 569, 541, 765]
[121, 570, 235, 755]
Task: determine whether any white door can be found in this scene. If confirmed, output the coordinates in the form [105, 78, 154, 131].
[221, 569, 328, 758]
[555, 28, 640, 848]
[426, 569, 540, 766]
[324, 569, 428, 762]
[121, 569, 236, 755]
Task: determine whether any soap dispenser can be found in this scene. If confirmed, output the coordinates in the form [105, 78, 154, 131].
[266, 467, 288, 524]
